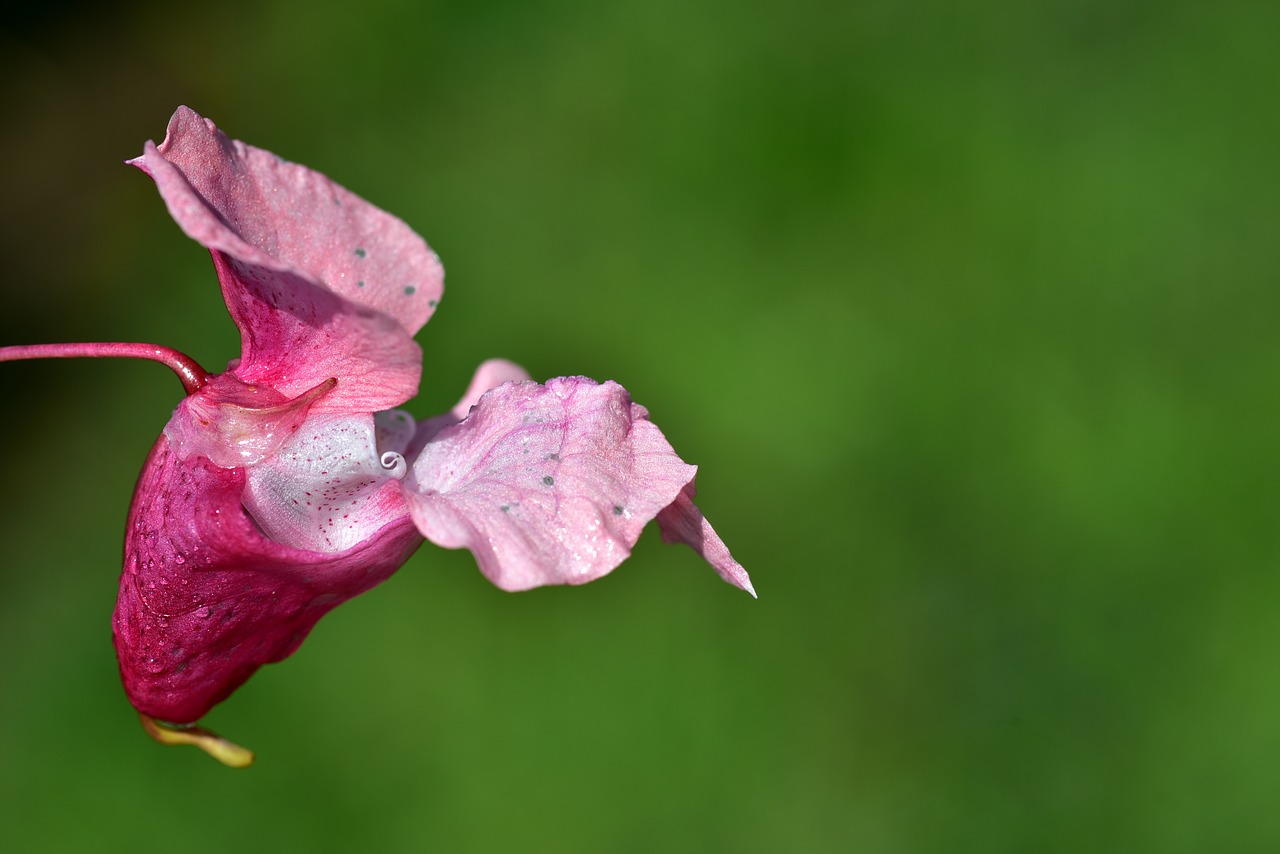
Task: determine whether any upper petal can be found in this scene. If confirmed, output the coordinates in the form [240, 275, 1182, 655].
[403, 376, 717, 592]
[131, 106, 443, 412]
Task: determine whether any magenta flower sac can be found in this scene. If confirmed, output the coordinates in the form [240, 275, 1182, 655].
[4, 107, 753, 764]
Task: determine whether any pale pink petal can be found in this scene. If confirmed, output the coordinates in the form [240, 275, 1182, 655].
[131, 106, 443, 412]
[409, 358, 533, 454]
[658, 484, 757, 598]
[403, 377, 701, 591]
[448, 359, 533, 419]
[242, 414, 411, 553]
[114, 436, 422, 724]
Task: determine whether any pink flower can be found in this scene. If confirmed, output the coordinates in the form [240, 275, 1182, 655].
[4, 107, 753, 764]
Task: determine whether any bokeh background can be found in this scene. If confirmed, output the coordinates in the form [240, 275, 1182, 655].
[2, 1, 1277, 850]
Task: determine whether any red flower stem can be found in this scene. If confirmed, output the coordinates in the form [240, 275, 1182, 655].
[0, 342, 208, 394]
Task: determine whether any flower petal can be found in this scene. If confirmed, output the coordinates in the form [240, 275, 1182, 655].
[162, 373, 336, 468]
[114, 436, 422, 724]
[409, 358, 533, 455]
[242, 414, 411, 553]
[403, 376, 738, 592]
[131, 106, 443, 412]
[374, 408, 418, 456]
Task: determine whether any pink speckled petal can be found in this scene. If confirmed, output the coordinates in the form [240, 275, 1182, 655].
[114, 436, 422, 724]
[403, 377, 747, 593]
[242, 414, 411, 553]
[131, 107, 443, 412]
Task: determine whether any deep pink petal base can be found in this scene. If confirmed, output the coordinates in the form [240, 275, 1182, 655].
[115, 436, 422, 723]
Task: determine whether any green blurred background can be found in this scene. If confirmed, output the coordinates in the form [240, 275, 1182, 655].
[2, 1, 1277, 850]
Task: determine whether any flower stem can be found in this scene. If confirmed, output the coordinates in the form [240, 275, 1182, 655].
[0, 342, 208, 394]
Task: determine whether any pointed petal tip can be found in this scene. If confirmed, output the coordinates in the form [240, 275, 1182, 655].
[720, 561, 757, 599]
[124, 150, 152, 173]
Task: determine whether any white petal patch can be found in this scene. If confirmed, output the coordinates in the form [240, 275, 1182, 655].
[243, 414, 409, 552]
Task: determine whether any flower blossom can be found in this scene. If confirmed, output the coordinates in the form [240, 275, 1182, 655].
[107, 108, 753, 760]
